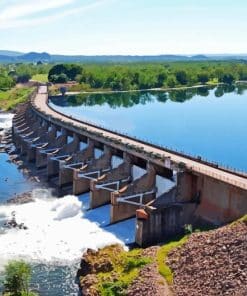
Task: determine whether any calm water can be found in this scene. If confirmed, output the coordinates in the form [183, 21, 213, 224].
[49, 84, 247, 172]
[0, 153, 36, 202]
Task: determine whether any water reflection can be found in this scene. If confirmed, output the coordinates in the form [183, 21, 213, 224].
[51, 84, 247, 108]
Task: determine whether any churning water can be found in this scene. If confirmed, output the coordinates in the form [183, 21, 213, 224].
[0, 190, 135, 295]
[0, 113, 135, 295]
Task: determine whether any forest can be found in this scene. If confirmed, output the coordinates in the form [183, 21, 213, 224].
[47, 61, 247, 91]
[1, 61, 247, 92]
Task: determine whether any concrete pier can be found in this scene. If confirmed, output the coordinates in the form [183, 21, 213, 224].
[73, 146, 112, 195]
[47, 133, 80, 180]
[35, 129, 67, 169]
[110, 163, 157, 223]
[59, 139, 95, 187]
[90, 153, 132, 208]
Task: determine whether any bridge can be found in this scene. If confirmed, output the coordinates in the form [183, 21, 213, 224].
[12, 85, 247, 246]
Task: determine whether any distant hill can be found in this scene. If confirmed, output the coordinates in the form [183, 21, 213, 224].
[0, 50, 23, 57]
[20, 52, 51, 62]
[0, 51, 246, 63]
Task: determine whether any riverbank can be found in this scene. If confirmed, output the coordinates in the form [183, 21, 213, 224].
[49, 81, 247, 96]
[51, 82, 220, 96]
[0, 85, 35, 111]
[77, 216, 247, 295]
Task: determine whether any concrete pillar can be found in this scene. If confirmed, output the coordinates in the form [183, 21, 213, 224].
[90, 157, 132, 209]
[26, 125, 57, 162]
[110, 163, 156, 223]
[135, 206, 183, 247]
[73, 144, 112, 195]
[59, 139, 94, 187]
[36, 132, 67, 169]
[73, 168, 91, 195]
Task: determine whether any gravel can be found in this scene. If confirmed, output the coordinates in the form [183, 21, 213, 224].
[168, 221, 247, 296]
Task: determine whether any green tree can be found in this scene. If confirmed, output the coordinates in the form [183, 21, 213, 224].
[175, 70, 188, 85]
[197, 73, 209, 84]
[3, 260, 36, 296]
[156, 72, 167, 87]
[220, 73, 234, 84]
[166, 76, 176, 88]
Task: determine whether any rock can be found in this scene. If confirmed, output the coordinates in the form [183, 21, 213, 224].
[167, 221, 247, 296]
[7, 191, 34, 204]
[80, 274, 99, 296]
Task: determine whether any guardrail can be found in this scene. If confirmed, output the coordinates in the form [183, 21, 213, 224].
[30, 86, 247, 181]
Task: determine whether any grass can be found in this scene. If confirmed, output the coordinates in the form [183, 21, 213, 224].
[32, 74, 48, 83]
[239, 214, 247, 223]
[157, 235, 188, 284]
[231, 214, 247, 226]
[98, 247, 151, 296]
[82, 245, 152, 296]
[0, 87, 35, 110]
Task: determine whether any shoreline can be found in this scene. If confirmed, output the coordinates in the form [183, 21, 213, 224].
[56, 82, 220, 96]
[54, 80, 246, 96]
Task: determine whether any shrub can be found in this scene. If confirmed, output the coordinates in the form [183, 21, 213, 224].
[3, 260, 35, 296]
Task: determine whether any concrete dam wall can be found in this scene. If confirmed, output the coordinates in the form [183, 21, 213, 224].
[11, 86, 247, 246]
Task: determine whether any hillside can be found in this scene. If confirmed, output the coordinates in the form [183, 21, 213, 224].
[0, 51, 247, 63]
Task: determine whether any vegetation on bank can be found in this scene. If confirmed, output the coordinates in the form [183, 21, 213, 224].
[0, 64, 51, 89]
[79, 234, 189, 295]
[2, 260, 37, 296]
[31, 74, 48, 83]
[79, 245, 152, 295]
[157, 236, 188, 284]
[1, 61, 247, 94]
[0, 87, 34, 110]
[47, 61, 247, 91]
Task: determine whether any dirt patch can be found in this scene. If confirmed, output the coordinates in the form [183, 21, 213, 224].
[127, 246, 171, 296]
[167, 221, 247, 296]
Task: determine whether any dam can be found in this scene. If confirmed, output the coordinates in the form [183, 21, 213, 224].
[12, 85, 247, 246]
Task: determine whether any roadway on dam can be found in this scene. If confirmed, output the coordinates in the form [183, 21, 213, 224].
[32, 86, 247, 190]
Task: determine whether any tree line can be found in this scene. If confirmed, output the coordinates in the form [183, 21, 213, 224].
[0, 63, 51, 90]
[1, 61, 247, 91]
[48, 61, 247, 91]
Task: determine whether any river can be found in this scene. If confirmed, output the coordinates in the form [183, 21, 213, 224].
[0, 114, 135, 295]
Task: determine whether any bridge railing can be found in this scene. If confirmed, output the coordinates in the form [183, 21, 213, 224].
[193, 166, 247, 190]
[31, 87, 247, 180]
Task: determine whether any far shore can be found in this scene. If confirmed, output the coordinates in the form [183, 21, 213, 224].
[53, 81, 246, 96]
[55, 83, 220, 96]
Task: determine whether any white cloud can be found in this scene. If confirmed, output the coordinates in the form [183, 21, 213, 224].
[0, 0, 75, 20]
[0, 0, 111, 29]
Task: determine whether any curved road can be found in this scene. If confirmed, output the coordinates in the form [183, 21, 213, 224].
[32, 86, 247, 190]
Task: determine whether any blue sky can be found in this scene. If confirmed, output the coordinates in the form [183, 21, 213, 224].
[0, 0, 246, 55]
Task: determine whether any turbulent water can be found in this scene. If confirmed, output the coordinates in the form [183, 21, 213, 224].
[0, 113, 135, 295]
[0, 190, 134, 295]
[0, 113, 13, 130]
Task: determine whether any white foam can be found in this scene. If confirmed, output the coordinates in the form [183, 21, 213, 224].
[51, 195, 82, 220]
[0, 191, 127, 268]
[0, 113, 13, 130]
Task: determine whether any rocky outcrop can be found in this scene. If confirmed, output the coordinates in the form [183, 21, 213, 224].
[7, 191, 34, 204]
[77, 245, 172, 296]
[77, 246, 117, 294]
[167, 220, 247, 296]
